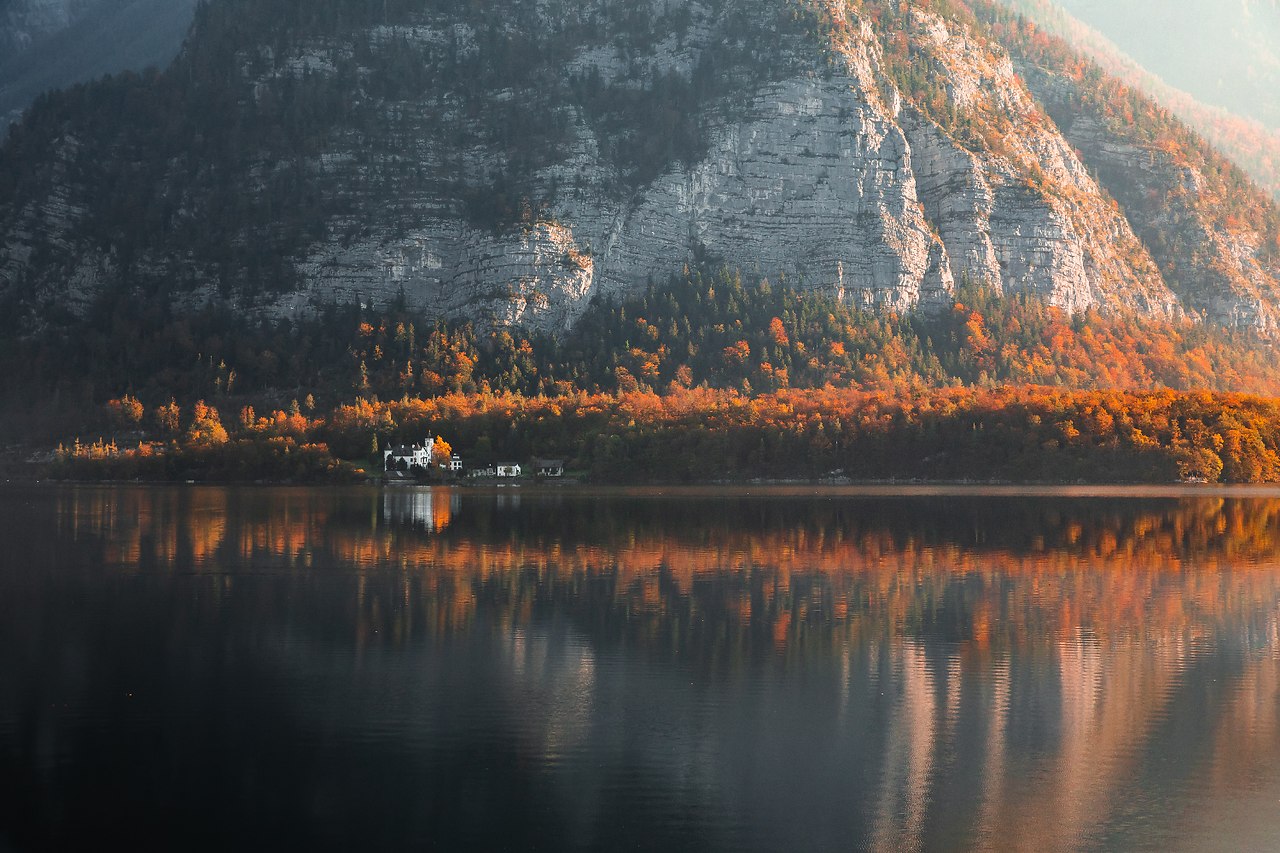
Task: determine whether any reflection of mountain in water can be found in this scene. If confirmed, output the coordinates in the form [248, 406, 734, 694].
[7, 485, 1280, 849]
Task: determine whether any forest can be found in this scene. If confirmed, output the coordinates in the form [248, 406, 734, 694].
[31, 265, 1280, 485]
[51, 382, 1280, 485]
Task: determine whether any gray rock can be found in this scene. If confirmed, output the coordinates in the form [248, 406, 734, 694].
[0, 0, 1273, 335]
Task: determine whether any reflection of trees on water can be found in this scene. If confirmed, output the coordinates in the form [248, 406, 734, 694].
[52, 487, 1280, 656]
[18, 486, 1280, 849]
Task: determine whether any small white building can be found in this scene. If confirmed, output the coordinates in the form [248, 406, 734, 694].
[449, 455, 463, 472]
[384, 438, 435, 472]
[496, 463, 521, 478]
[534, 458, 565, 478]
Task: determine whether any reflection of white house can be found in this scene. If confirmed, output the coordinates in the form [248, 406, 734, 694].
[384, 438, 435, 471]
[496, 463, 521, 478]
[382, 489, 460, 533]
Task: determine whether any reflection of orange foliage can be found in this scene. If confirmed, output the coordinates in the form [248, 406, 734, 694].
[773, 611, 792, 647]
[61, 487, 1280, 659]
[188, 496, 228, 564]
[433, 498, 453, 532]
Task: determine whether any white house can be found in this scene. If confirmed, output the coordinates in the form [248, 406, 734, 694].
[384, 438, 435, 472]
[469, 462, 497, 478]
[449, 455, 463, 472]
[534, 458, 565, 478]
[496, 462, 521, 478]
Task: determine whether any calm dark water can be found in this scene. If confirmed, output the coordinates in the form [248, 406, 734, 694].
[3, 485, 1280, 851]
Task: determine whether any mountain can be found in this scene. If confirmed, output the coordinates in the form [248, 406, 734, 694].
[0, 0, 95, 53]
[1052, 0, 1280, 131]
[980, 2, 1280, 329]
[1001, 0, 1280, 202]
[1, 0, 1279, 341]
[0, 0, 198, 129]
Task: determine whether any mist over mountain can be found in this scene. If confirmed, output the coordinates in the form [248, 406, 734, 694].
[1055, 0, 1280, 130]
[0, 0, 198, 128]
[1001, 0, 1280, 202]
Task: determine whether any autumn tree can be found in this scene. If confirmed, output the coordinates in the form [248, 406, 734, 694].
[155, 399, 182, 438]
[768, 316, 789, 346]
[1173, 446, 1224, 483]
[185, 401, 229, 449]
[105, 395, 144, 431]
[433, 436, 454, 469]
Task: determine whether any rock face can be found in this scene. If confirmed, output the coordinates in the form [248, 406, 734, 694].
[1015, 59, 1280, 332]
[592, 74, 957, 318]
[884, 7, 1172, 318]
[0, 0, 1276, 333]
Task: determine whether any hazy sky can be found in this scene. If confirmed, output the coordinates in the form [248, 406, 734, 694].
[1055, 0, 1280, 128]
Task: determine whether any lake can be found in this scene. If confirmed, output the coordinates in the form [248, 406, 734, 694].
[3, 485, 1280, 851]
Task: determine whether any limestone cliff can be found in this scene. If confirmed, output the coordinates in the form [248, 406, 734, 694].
[0, 0, 1275, 334]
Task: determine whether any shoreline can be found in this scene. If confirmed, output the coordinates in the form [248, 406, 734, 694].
[11, 475, 1280, 499]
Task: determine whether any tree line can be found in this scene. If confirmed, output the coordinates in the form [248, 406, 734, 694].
[53, 383, 1280, 484]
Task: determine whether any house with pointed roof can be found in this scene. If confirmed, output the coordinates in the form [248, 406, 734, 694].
[384, 438, 435, 472]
